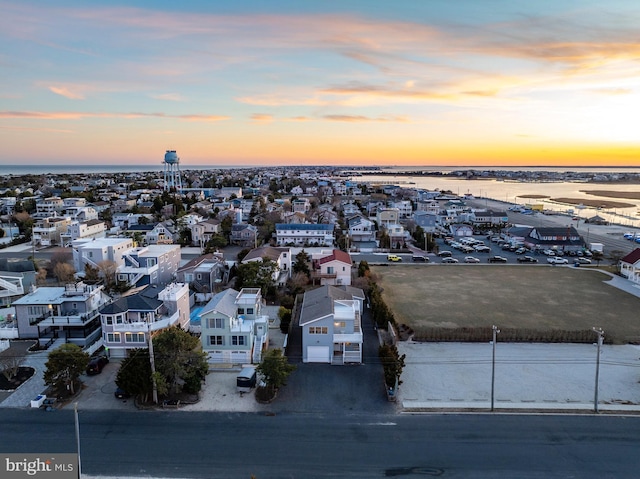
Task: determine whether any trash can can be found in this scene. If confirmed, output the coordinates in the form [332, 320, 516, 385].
[237, 367, 257, 393]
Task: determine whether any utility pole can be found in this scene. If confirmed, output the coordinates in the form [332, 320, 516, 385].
[491, 325, 500, 412]
[148, 331, 158, 404]
[74, 402, 82, 478]
[592, 327, 604, 413]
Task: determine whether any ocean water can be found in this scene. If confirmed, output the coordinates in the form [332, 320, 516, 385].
[0, 164, 246, 176]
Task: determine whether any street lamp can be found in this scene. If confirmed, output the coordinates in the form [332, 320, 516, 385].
[592, 327, 604, 413]
[491, 325, 500, 412]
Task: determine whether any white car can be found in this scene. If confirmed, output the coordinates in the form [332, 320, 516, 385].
[441, 257, 459, 263]
[547, 257, 568, 265]
[464, 256, 480, 263]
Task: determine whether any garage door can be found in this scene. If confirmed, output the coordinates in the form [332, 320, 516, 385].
[207, 351, 224, 363]
[306, 346, 330, 363]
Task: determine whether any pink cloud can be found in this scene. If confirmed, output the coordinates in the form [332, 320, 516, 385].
[49, 86, 85, 99]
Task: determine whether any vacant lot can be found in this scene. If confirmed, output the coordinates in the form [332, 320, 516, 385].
[374, 266, 640, 343]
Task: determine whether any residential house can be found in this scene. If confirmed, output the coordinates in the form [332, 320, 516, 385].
[61, 219, 107, 245]
[32, 217, 73, 246]
[199, 288, 269, 364]
[73, 237, 135, 272]
[449, 224, 474, 237]
[13, 282, 110, 348]
[230, 224, 258, 247]
[241, 246, 291, 287]
[0, 259, 35, 307]
[413, 212, 438, 234]
[145, 223, 174, 245]
[176, 253, 227, 296]
[190, 218, 221, 247]
[619, 249, 640, 285]
[275, 223, 335, 247]
[472, 210, 509, 227]
[116, 244, 181, 288]
[299, 285, 364, 364]
[347, 215, 376, 242]
[34, 197, 64, 218]
[311, 249, 352, 286]
[376, 208, 400, 227]
[99, 282, 190, 358]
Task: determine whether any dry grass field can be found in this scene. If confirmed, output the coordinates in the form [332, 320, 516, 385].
[373, 265, 640, 344]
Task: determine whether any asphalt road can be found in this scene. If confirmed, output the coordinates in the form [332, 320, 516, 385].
[1, 410, 639, 478]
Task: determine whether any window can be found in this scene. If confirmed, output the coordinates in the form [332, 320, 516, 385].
[208, 318, 224, 329]
[116, 315, 124, 325]
[125, 332, 145, 343]
[107, 332, 120, 342]
[209, 335, 224, 346]
[327, 267, 334, 274]
[334, 321, 346, 329]
[197, 274, 202, 280]
[231, 335, 246, 346]
[237, 308, 245, 315]
[105, 316, 113, 325]
[247, 308, 254, 315]
[309, 327, 328, 334]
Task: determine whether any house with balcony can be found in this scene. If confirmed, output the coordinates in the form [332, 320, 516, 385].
[199, 288, 269, 364]
[347, 215, 376, 242]
[116, 244, 181, 288]
[471, 210, 509, 227]
[32, 217, 73, 246]
[34, 197, 64, 218]
[99, 282, 190, 358]
[275, 223, 335, 247]
[73, 237, 135, 272]
[0, 259, 35, 307]
[61, 219, 107, 246]
[311, 249, 352, 286]
[376, 208, 400, 227]
[13, 282, 110, 348]
[299, 285, 364, 364]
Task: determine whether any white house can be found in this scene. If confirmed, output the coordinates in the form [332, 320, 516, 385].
[275, 223, 335, 247]
[311, 249, 352, 286]
[620, 249, 640, 285]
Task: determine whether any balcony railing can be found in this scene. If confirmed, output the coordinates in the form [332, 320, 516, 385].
[110, 311, 180, 333]
[36, 308, 101, 327]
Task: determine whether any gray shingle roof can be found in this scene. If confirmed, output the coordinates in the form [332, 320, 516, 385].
[200, 288, 238, 318]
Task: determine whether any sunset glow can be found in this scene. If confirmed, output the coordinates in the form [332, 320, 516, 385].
[1, 0, 640, 167]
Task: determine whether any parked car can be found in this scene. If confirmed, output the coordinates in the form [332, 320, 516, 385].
[114, 387, 131, 399]
[412, 255, 429, 262]
[517, 255, 538, 263]
[441, 257, 459, 263]
[438, 250, 453, 257]
[474, 245, 491, 252]
[86, 356, 109, 375]
[547, 256, 569, 265]
[576, 257, 592, 264]
[488, 256, 508, 263]
[387, 254, 402, 262]
[515, 247, 527, 255]
[464, 256, 480, 263]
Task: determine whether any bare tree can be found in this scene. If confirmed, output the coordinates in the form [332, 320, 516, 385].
[53, 262, 76, 284]
[0, 356, 24, 382]
[97, 260, 118, 290]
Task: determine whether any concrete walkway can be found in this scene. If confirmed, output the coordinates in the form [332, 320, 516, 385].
[0, 338, 65, 408]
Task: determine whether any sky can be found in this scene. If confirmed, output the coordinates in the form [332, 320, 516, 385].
[1, 0, 640, 168]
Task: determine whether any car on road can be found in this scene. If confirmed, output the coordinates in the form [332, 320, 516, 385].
[517, 255, 538, 263]
[438, 250, 453, 257]
[411, 255, 429, 262]
[114, 387, 131, 399]
[575, 257, 592, 264]
[441, 257, 459, 263]
[86, 356, 109, 375]
[488, 255, 508, 263]
[547, 256, 569, 265]
[464, 256, 480, 263]
[387, 254, 402, 262]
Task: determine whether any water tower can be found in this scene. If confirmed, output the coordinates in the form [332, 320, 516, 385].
[163, 149, 182, 192]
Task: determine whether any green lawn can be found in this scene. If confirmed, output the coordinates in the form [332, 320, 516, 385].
[374, 265, 640, 344]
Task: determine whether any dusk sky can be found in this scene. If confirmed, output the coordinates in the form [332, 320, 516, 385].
[1, 0, 640, 167]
